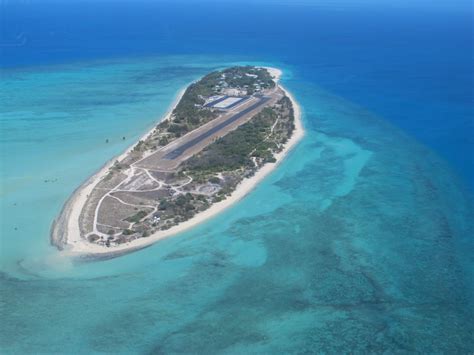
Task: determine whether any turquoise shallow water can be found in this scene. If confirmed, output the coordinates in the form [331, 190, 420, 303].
[1, 56, 473, 353]
[0, 56, 241, 270]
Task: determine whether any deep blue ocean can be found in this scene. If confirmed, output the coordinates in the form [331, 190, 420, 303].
[1, 0, 473, 353]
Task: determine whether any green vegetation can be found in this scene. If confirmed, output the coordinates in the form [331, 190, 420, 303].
[178, 94, 295, 210]
[81, 66, 298, 247]
[209, 176, 221, 184]
[170, 73, 221, 134]
[111, 160, 129, 171]
[158, 192, 205, 223]
[222, 66, 275, 94]
[163, 66, 276, 139]
[184, 105, 284, 173]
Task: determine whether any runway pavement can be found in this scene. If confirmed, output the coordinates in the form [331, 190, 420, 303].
[134, 87, 283, 172]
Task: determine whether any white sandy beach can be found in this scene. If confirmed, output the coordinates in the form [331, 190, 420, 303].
[53, 67, 304, 258]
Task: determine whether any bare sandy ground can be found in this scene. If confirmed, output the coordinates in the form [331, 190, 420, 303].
[51, 67, 304, 259]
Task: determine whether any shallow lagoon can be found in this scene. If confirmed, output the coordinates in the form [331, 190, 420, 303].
[1, 57, 473, 353]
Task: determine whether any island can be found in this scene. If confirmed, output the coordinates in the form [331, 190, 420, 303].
[51, 66, 304, 258]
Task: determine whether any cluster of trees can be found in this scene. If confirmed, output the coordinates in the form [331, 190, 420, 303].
[221, 66, 275, 91]
[168, 66, 276, 138]
[153, 191, 211, 230]
[111, 160, 129, 171]
[184, 106, 280, 173]
[170, 72, 222, 134]
[151, 66, 278, 143]
[158, 193, 204, 220]
[275, 96, 295, 140]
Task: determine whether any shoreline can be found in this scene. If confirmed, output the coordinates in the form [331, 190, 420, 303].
[51, 67, 304, 260]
